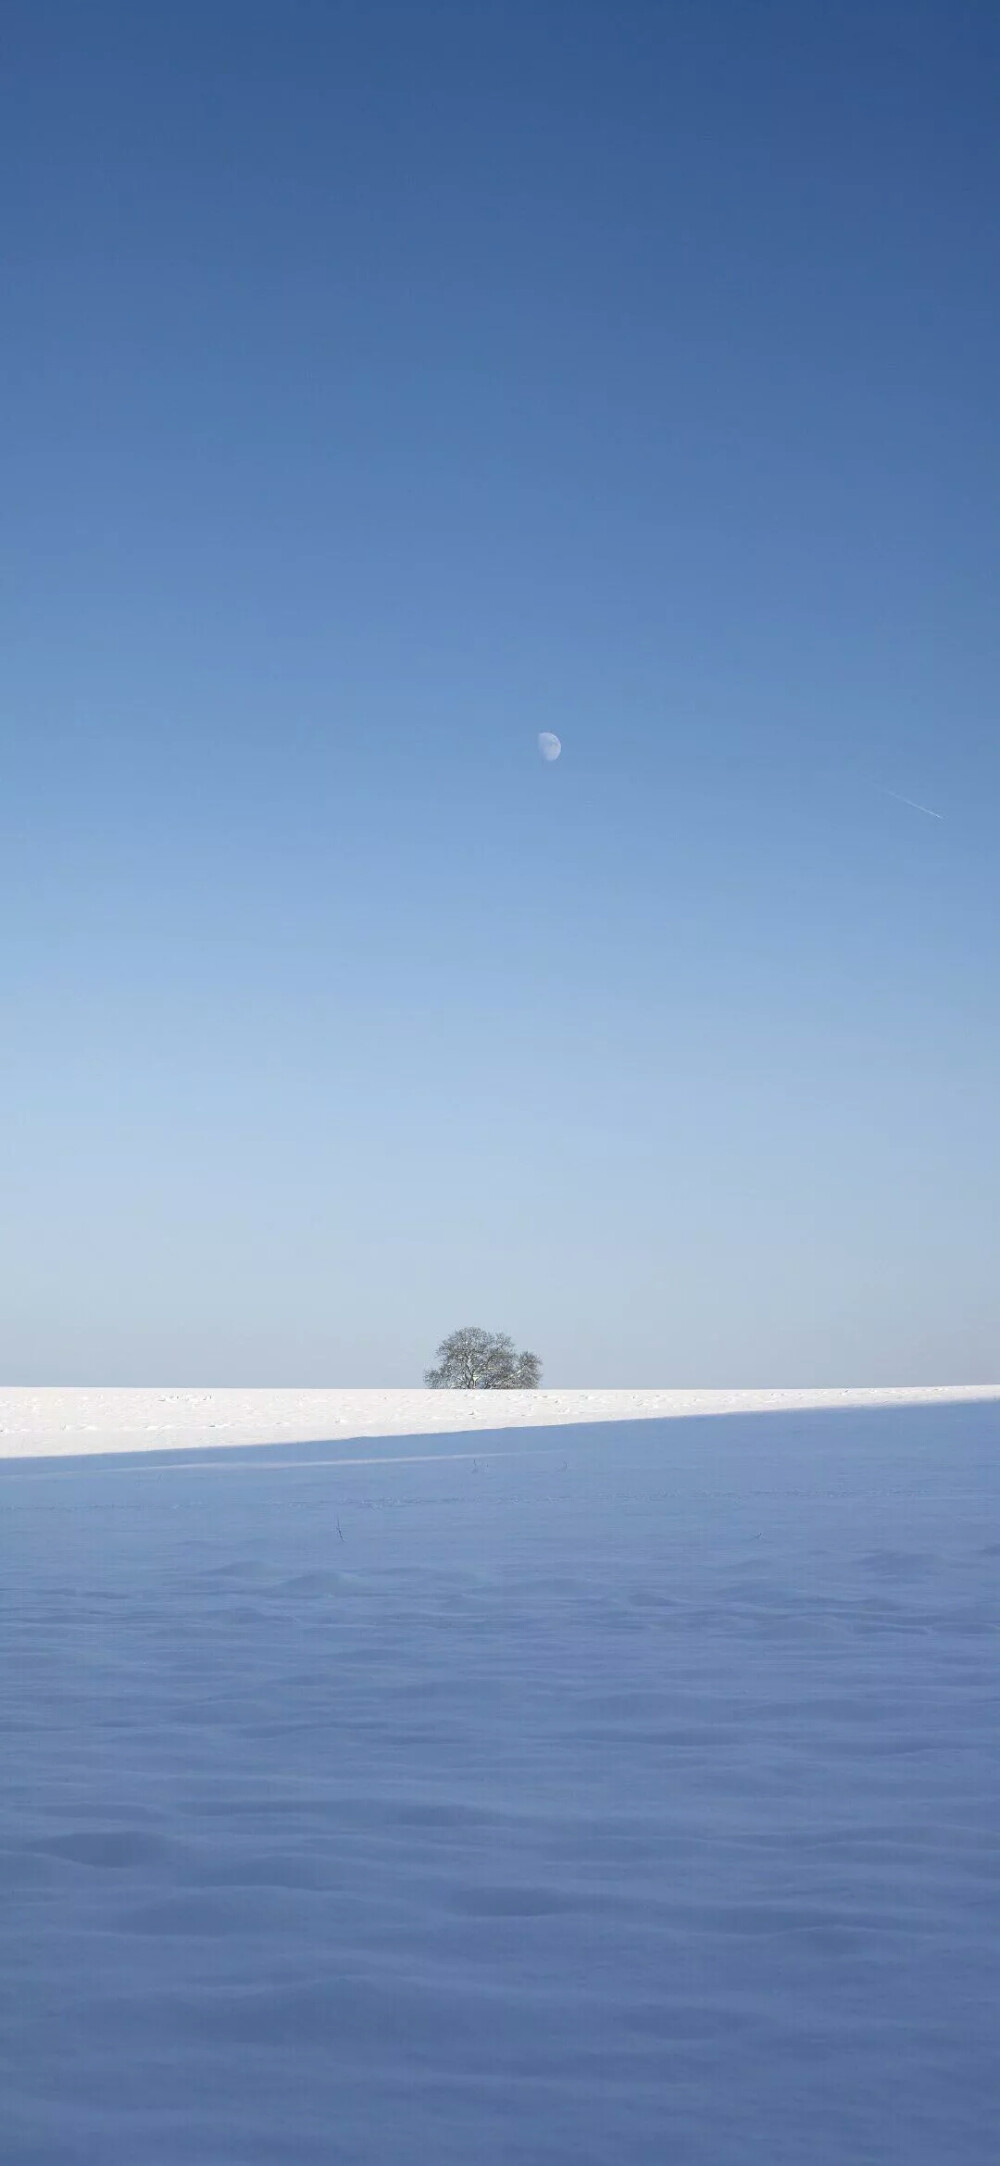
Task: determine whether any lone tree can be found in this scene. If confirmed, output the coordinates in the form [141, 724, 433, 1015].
[425, 1327, 542, 1390]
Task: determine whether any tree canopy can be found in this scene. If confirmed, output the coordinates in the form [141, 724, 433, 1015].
[425, 1327, 542, 1390]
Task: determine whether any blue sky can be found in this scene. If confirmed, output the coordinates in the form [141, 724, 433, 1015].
[2, 0, 997, 1384]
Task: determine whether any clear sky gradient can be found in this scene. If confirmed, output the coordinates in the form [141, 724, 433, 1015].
[3, 1, 998, 1384]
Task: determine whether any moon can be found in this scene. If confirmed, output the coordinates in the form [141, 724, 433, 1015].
[537, 732, 562, 762]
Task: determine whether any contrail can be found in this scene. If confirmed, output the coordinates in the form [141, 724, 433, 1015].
[880, 787, 944, 821]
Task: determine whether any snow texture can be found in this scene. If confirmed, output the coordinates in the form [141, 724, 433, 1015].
[3, 1382, 999, 1459]
[2, 1399, 999, 2164]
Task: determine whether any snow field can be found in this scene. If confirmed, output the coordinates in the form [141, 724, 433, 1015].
[1, 1398, 998, 2162]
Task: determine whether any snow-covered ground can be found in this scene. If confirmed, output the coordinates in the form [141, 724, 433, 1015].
[3, 1381, 1000, 1457]
[2, 1395, 998, 2163]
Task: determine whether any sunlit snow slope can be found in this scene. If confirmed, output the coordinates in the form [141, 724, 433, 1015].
[3, 1382, 999, 1457]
